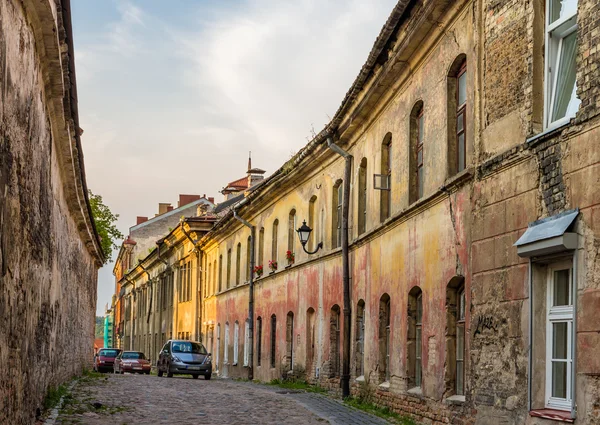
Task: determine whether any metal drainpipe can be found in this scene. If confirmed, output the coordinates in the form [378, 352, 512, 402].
[156, 243, 169, 363]
[181, 223, 202, 342]
[327, 137, 352, 398]
[233, 207, 255, 381]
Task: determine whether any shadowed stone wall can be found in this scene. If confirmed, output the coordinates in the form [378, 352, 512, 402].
[0, 0, 102, 423]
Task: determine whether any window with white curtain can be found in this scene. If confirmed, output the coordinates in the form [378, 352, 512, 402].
[545, 0, 580, 129]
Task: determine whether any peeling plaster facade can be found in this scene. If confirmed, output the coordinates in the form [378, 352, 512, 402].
[117, 1, 600, 424]
[0, 0, 103, 423]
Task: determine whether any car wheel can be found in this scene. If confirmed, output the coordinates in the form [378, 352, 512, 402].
[145, 371, 150, 375]
[167, 371, 173, 378]
[192, 374, 199, 379]
[157, 368, 163, 377]
[204, 374, 211, 380]
[120, 370, 125, 374]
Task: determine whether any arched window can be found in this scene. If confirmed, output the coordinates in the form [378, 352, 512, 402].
[246, 236, 252, 282]
[258, 227, 265, 269]
[445, 276, 466, 397]
[286, 312, 294, 371]
[355, 300, 366, 377]
[256, 316, 262, 367]
[358, 158, 367, 235]
[407, 287, 423, 389]
[447, 55, 467, 176]
[410, 101, 425, 203]
[330, 305, 341, 377]
[227, 249, 232, 289]
[287, 209, 296, 265]
[379, 294, 391, 383]
[306, 308, 316, 378]
[213, 259, 217, 295]
[308, 196, 317, 252]
[236, 243, 241, 286]
[272, 220, 279, 268]
[233, 321, 239, 365]
[332, 180, 343, 249]
[270, 314, 277, 368]
[380, 133, 392, 222]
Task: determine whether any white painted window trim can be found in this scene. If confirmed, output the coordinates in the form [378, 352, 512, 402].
[544, 0, 579, 130]
[244, 320, 250, 367]
[224, 323, 230, 364]
[545, 261, 574, 411]
[233, 322, 239, 365]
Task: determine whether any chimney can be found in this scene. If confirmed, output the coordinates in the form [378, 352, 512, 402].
[136, 216, 148, 225]
[178, 194, 201, 207]
[248, 151, 252, 172]
[208, 197, 214, 204]
[158, 203, 171, 215]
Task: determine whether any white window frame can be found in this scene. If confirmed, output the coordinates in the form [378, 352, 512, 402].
[545, 262, 573, 411]
[233, 322, 239, 365]
[224, 323, 230, 364]
[244, 320, 250, 367]
[544, 0, 579, 130]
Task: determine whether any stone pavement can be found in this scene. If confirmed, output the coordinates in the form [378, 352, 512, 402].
[53, 373, 391, 425]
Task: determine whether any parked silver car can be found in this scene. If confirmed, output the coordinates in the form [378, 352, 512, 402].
[157, 340, 212, 380]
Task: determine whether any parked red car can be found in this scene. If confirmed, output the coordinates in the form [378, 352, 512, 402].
[93, 348, 122, 373]
[114, 351, 151, 374]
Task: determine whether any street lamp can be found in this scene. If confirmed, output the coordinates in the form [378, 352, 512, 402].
[296, 220, 323, 255]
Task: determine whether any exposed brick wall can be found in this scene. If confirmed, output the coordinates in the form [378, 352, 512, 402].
[576, 1, 600, 123]
[483, 0, 530, 125]
[0, 1, 98, 423]
[531, 136, 567, 214]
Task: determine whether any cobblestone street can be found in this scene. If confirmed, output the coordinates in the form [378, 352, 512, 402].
[53, 374, 390, 425]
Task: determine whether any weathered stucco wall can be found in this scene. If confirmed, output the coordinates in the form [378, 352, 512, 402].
[0, 1, 100, 423]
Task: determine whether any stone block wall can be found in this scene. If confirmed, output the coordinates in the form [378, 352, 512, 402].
[0, 1, 101, 423]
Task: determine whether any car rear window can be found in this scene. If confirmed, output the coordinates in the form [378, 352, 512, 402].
[172, 342, 207, 355]
[98, 349, 119, 358]
[122, 352, 145, 360]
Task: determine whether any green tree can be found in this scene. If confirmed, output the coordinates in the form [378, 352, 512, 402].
[88, 190, 123, 263]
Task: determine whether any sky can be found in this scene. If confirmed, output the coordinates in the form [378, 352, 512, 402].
[71, 0, 398, 316]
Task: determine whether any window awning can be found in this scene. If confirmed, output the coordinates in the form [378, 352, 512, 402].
[514, 209, 579, 257]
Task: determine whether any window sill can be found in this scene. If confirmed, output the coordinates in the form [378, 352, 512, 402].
[526, 120, 571, 147]
[355, 375, 365, 383]
[378, 381, 390, 391]
[445, 395, 466, 405]
[407, 387, 422, 396]
[232, 362, 238, 366]
[529, 409, 574, 423]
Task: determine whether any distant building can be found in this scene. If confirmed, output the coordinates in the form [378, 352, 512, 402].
[112, 194, 214, 349]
